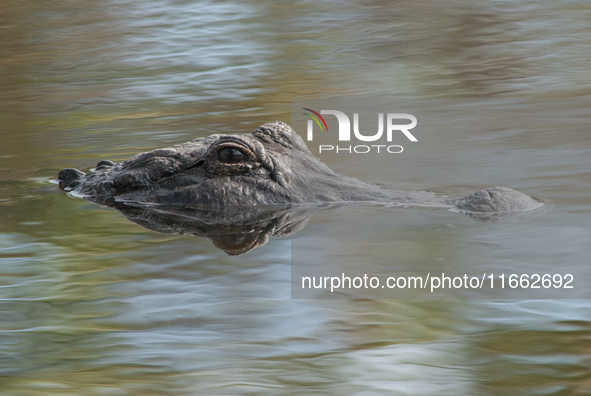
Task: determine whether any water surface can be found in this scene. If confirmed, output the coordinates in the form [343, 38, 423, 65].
[1, 0, 591, 394]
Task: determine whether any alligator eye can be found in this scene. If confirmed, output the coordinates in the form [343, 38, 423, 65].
[218, 147, 244, 163]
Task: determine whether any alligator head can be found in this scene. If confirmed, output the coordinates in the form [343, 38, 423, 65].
[59, 121, 396, 207]
[58, 121, 544, 254]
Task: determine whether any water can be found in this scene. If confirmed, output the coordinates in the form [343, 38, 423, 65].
[1, 0, 591, 394]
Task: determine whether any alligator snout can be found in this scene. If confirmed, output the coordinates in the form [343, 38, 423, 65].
[58, 168, 85, 191]
[58, 159, 115, 190]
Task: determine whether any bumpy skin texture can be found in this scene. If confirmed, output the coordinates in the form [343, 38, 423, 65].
[58, 121, 542, 215]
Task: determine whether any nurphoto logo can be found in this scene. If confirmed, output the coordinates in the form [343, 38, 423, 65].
[302, 108, 418, 154]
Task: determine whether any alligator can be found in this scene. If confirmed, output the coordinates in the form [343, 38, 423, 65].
[58, 121, 543, 253]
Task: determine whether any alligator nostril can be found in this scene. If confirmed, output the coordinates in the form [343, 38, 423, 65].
[58, 168, 85, 191]
[58, 168, 85, 183]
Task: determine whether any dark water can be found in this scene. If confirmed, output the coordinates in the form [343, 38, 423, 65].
[1, 0, 591, 394]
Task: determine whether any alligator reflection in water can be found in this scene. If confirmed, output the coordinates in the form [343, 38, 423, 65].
[103, 203, 326, 255]
[57, 121, 543, 254]
[77, 199, 544, 255]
